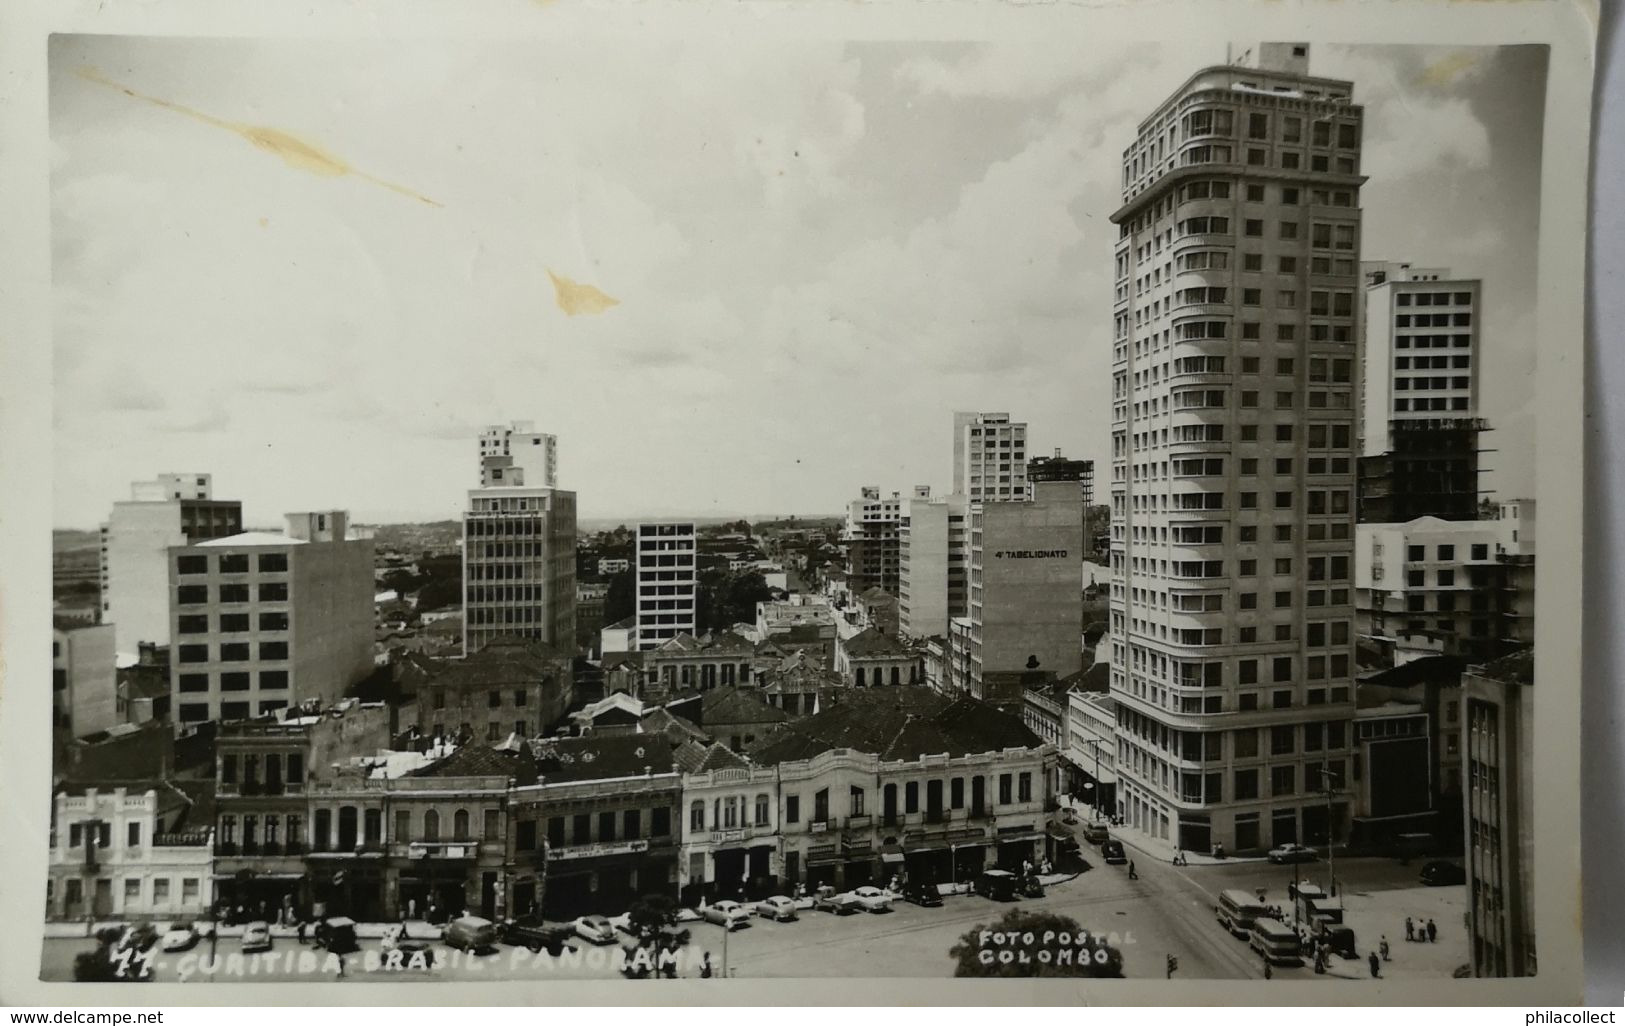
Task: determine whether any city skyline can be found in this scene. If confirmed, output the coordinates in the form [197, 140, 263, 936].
[51, 38, 1542, 528]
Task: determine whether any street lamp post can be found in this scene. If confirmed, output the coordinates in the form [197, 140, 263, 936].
[1320, 762, 1341, 898]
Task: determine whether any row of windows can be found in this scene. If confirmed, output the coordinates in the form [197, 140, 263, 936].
[176, 642, 288, 664]
[178, 698, 285, 722]
[55, 875, 203, 909]
[176, 553, 287, 575]
[178, 612, 288, 634]
[179, 669, 288, 692]
[177, 583, 288, 605]
[522, 807, 673, 850]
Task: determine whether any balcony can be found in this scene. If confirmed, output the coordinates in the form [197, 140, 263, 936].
[845, 815, 872, 831]
[153, 832, 211, 847]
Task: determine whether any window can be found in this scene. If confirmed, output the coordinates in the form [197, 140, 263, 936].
[1234, 769, 1259, 800]
[814, 789, 830, 823]
[998, 774, 1013, 805]
[1243, 253, 1263, 271]
[1271, 725, 1296, 755]
[850, 786, 866, 818]
[259, 641, 288, 660]
[258, 553, 288, 573]
[176, 555, 209, 575]
[785, 795, 800, 824]
[219, 583, 250, 603]
[178, 614, 209, 635]
[623, 809, 642, 840]
[547, 817, 565, 847]
[176, 586, 208, 606]
[690, 801, 705, 831]
[1018, 772, 1033, 803]
[755, 794, 771, 826]
[652, 807, 671, 837]
[1271, 765, 1296, 796]
[570, 813, 588, 845]
[259, 611, 289, 631]
[260, 670, 288, 690]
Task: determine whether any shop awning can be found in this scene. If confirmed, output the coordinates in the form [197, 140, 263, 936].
[879, 844, 906, 864]
[212, 872, 303, 881]
[995, 832, 1045, 845]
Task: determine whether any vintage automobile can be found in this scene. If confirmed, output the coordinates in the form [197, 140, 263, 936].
[1420, 860, 1467, 886]
[901, 879, 943, 908]
[850, 886, 893, 913]
[811, 885, 862, 915]
[572, 915, 618, 945]
[499, 915, 576, 955]
[753, 896, 799, 922]
[701, 900, 752, 931]
[1267, 843, 1320, 865]
[158, 922, 201, 953]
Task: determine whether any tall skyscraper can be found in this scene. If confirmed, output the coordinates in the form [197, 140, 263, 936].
[1107, 43, 1363, 853]
[463, 423, 576, 655]
[1357, 262, 1484, 522]
[100, 474, 243, 657]
[635, 522, 697, 649]
[952, 412, 1029, 503]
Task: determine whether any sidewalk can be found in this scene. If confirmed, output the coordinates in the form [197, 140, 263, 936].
[1058, 800, 1266, 867]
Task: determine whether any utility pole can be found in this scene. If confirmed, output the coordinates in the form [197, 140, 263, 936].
[1321, 762, 1340, 898]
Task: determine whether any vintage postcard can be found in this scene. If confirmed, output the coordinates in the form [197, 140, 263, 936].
[0, 0, 1595, 1006]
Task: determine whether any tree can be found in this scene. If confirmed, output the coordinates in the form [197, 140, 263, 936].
[697, 569, 775, 633]
[949, 908, 1124, 978]
[625, 893, 689, 946]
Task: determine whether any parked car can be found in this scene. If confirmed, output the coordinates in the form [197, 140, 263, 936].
[572, 915, 618, 945]
[499, 915, 575, 955]
[120, 922, 160, 954]
[158, 922, 200, 953]
[702, 900, 751, 930]
[1100, 840, 1128, 865]
[1267, 843, 1319, 865]
[240, 921, 272, 953]
[902, 879, 943, 907]
[978, 869, 1019, 901]
[812, 886, 861, 915]
[1082, 822, 1110, 845]
[1057, 807, 1080, 825]
[851, 886, 893, 913]
[444, 914, 498, 953]
[754, 896, 799, 922]
[1420, 860, 1467, 886]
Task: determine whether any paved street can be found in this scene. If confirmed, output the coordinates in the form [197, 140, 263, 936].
[39, 853, 1466, 984]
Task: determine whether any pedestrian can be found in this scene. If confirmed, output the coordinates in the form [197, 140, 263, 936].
[1264, 958, 1272, 980]
[1128, 860, 1138, 880]
[1427, 919, 1437, 943]
[336, 952, 346, 979]
[1368, 951, 1381, 979]
[1404, 916, 1414, 942]
[297, 919, 307, 945]
[1380, 936, 1390, 962]
[700, 952, 714, 979]
[408, 898, 417, 921]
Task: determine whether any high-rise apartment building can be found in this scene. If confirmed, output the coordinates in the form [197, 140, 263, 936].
[897, 491, 969, 640]
[635, 522, 698, 649]
[100, 474, 243, 657]
[478, 421, 558, 488]
[1107, 43, 1364, 853]
[1461, 649, 1535, 977]
[1357, 262, 1484, 522]
[842, 486, 911, 595]
[168, 511, 374, 732]
[463, 425, 576, 655]
[952, 413, 1029, 503]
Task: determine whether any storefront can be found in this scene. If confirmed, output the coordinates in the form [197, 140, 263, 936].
[804, 843, 841, 890]
[993, 824, 1044, 870]
[396, 847, 478, 922]
[212, 869, 306, 924]
[841, 838, 875, 889]
[541, 840, 677, 920]
[706, 842, 777, 902]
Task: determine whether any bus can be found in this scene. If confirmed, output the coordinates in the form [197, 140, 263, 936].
[1249, 916, 1303, 966]
[1215, 889, 1269, 937]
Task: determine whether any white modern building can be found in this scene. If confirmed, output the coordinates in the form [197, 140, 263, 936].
[463, 424, 577, 655]
[1108, 42, 1364, 853]
[169, 511, 375, 731]
[478, 421, 558, 488]
[53, 619, 118, 737]
[1360, 263, 1481, 455]
[636, 522, 698, 650]
[898, 492, 969, 641]
[952, 412, 1029, 503]
[1355, 500, 1535, 665]
[100, 474, 243, 657]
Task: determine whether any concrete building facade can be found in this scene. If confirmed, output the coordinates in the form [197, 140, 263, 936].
[463, 486, 577, 656]
[48, 783, 214, 922]
[843, 487, 911, 596]
[100, 474, 243, 656]
[1107, 43, 1364, 853]
[1462, 650, 1535, 978]
[954, 480, 1084, 700]
[635, 522, 698, 650]
[168, 511, 375, 732]
[1357, 263, 1484, 522]
[953, 412, 1029, 503]
[898, 492, 969, 641]
[1355, 504, 1535, 666]
[478, 421, 558, 489]
[54, 620, 118, 737]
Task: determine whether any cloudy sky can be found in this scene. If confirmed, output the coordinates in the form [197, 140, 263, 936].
[50, 35, 1545, 527]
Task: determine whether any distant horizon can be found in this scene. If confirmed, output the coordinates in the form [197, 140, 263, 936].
[52, 509, 850, 534]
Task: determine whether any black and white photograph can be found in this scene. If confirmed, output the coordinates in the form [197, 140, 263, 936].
[5, 0, 1596, 1005]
